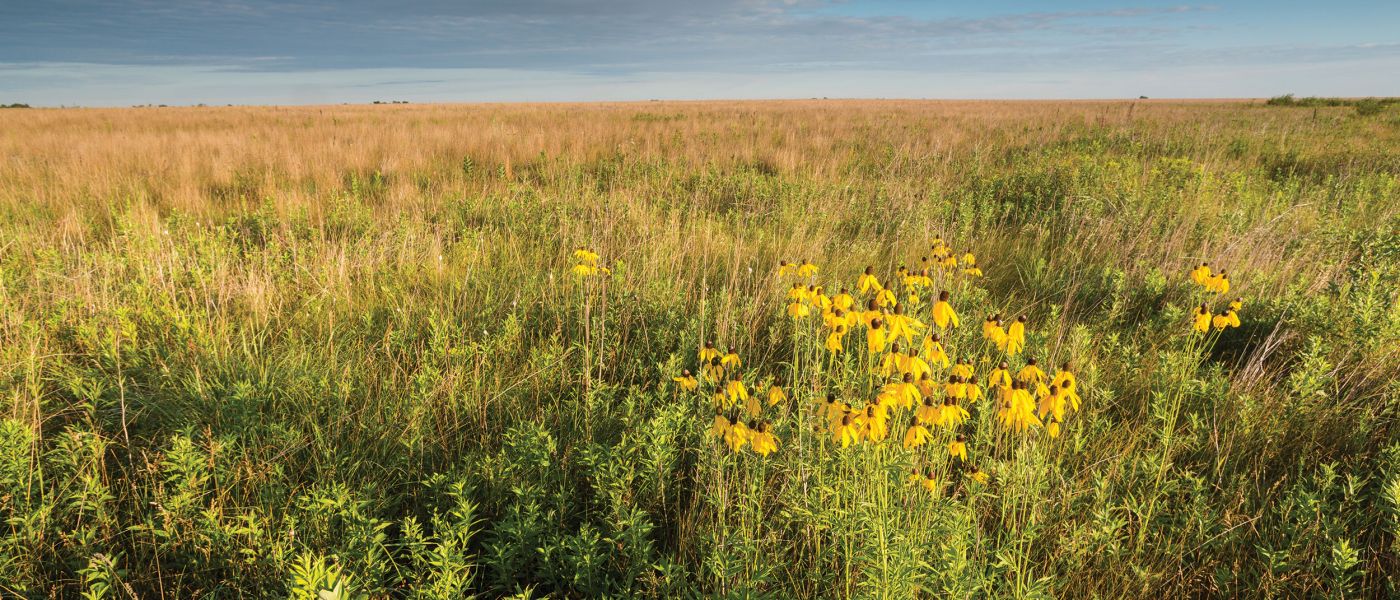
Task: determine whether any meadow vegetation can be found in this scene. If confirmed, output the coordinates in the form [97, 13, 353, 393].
[0, 99, 1398, 598]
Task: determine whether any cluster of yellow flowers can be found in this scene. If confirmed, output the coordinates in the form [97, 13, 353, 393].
[674, 343, 787, 457]
[1189, 262, 1243, 332]
[571, 247, 610, 278]
[669, 237, 1079, 490]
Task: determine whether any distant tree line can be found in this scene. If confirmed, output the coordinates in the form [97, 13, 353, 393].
[1266, 94, 1398, 116]
[1, 103, 31, 108]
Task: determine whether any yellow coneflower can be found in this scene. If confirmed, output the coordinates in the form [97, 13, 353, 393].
[1226, 308, 1241, 327]
[573, 247, 600, 266]
[833, 288, 855, 311]
[944, 375, 967, 400]
[1038, 384, 1066, 422]
[968, 465, 989, 485]
[887, 304, 926, 345]
[1202, 269, 1230, 294]
[1229, 297, 1243, 312]
[932, 291, 960, 329]
[778, 260, 797, 277]
[721, 347, 742, 369]
[699, 341, 720, 363]
[708, 413, 730, 438]
[896, 264, 909, 279]
[964, 377, 983, 402]
[983, 314, 1008, 347]
[673, 370, 699, 391]
[962, 253, 982, 277]
[571, 263, 599, 277]
[903, 417, 932, 449]
[916, 396, 939, 424]
[787, 301, 812, 319]
[724, 416, 749, 452]
[863, 404, 890, 442]
[858, 266, 881, 295]
[948, 434, 968, 462]
[940, 397, 970, 428]
[825, 325, 847, 354]
[1016, 358, 1046, 386]
[702, 356, 725, 382]
[1005, 315, 1027, 356]
[882, 373, 921, 409]
[767, 384, 787, 407]
[951, 358, 974, 380]
[1190, 262, 1211, 285]
[997, 381, 1042, 433]
[876, 287, 897, 308]
[745, 393, 762, 418]
[867, 318, 889, 354]
[989, 361, 1012, 388]
[797, 259, 818, 278]
[1212, 311, 1233, 330]
[726, 378, 750, 405]
[750, 421, 779, 456]
[1045, 416, 1061, 439]
[878, 343, 904, 378]
[833, 413, 861, 448]
[712, 390, 730, 410]
[1193, 304, 1212, 333]
[922, 333, 950, 368]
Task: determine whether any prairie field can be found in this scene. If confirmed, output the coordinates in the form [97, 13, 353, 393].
[2, 99, 1399, 598]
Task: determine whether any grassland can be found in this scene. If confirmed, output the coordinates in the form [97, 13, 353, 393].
[0, 99, 1398, 598]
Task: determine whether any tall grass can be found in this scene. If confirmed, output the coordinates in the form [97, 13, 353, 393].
[0, 100, 1397, 597]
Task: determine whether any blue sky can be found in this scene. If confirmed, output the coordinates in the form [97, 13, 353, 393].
[1, 1, 1397, 106]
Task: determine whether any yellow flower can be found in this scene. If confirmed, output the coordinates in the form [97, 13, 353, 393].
[903, 419, 932, 449]
[922, 334, 950, 368]
[1005, 316, 1027, 356]
[867, 319, 888, 354]
[989, 362, 1012, 388]
[797, 260, 818, 278]
[832, 414, 862, 448]
[573, 247, 600, 265]
[702, 357, 725, 382]
[721, 348, 742, 368]
[673, 370, 698, 391]
[825, 327, 846, 354]
[1016, 359, 1046, 386]
[571, 263, 599, 277]
[932, 291, 959, 329]
[726, 379, 750, 404]
[749, 421, 779, 456]
[939, 397, 970, 428]
[876, 288, 897, 308]
[767, 385, 787, 406]
[1045, 417, 1061, 439]
[948, 434, 968, 462]
[1190, 262, 1211, 285]
[915, 397, 939, 424]
[724, 418, 749, 452]
[858, 266, 881, 294]
[969, 466, 989, 485]
[699, 341, 720, 363]
[787, 301, 812, 319]
[833, 289, 855, 311]
[1229, 297, 1243, 312]
[983, 314, 1008, 347]
[708, 414, 729, 438]
[745, 394, 762, 418]
[778, 260, 797, 277]
[1193, 304, 1212, 333]
[1212, 312, 1232, 330]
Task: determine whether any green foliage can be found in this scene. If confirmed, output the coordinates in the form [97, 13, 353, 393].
[0, 102, 1397, 597]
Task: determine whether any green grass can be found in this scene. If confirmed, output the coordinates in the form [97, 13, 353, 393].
[0, 101, 1398, 598]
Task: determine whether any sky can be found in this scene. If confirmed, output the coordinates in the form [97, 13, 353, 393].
[1, 1, 1397, 106]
